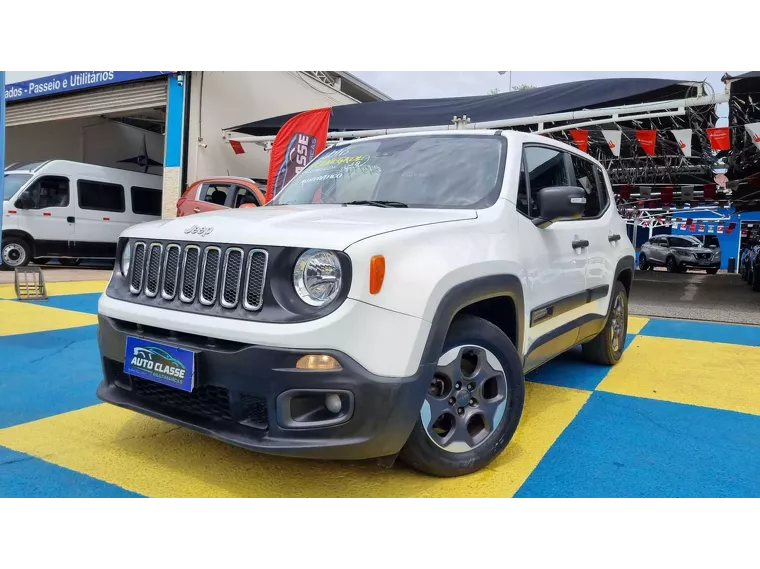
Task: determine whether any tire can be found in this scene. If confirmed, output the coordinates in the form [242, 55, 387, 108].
[582, 280, 628, 366]
[741, 264, 747, 280]
[752, 267, 760, 292]
[707, 268, 718, 275]
[34, 258, 50, 265]
[59, 258, 81, 267]
[400, 314, 525, 478]
[638, 254, 649, 271]
[1, 237, 32, 270]
[666, 256, 679, 273]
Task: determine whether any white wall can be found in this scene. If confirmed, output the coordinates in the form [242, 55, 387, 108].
[6, 117, 164, 175]
[186, 72, 359, 184]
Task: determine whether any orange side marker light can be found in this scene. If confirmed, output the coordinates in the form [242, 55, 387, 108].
[369, 255, 385, 295]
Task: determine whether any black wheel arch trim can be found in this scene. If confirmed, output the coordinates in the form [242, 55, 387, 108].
[419, 274, 525, 369]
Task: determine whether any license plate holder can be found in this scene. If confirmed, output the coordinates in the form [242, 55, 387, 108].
[124, 336, 195, 392]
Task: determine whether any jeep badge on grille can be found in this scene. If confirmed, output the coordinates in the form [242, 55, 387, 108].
[184, 224, 214, 237]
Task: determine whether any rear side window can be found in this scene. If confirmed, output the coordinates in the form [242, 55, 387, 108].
[201, 183, 232, 206]
[131, 186, 162, 216]
[570, 154, 608, 218]
[523, 146, 570, 217]
[77, 180, 126, 212]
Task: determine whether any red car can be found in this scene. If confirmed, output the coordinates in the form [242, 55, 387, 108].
[176, 177, 266, 217]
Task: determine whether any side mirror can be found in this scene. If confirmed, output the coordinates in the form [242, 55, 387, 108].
[533, 186, 586, 228]
[14, 194, 33, 210]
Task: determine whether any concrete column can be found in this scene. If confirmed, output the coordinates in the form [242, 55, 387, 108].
[161, 73, 187, 218]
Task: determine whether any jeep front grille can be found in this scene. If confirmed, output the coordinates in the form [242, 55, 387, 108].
[127, 241, 268, 312]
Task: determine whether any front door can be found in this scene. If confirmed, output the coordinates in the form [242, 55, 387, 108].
[17, 175, 74, 257]
[517, 145, 590, 371]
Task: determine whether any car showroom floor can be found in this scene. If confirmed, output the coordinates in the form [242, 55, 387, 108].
[2, 277, 760, 497]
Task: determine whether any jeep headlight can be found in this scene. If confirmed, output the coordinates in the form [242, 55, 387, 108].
[293, 249, 342, 307]
[121, 243, 131, 277]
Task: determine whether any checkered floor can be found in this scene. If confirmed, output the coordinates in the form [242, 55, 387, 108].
[2, 281, 760, 497]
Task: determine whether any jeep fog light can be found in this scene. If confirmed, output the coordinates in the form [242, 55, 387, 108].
[296, 354, 342, 370]
[121, 244, 131, 277]
[293, 249, 342, 306]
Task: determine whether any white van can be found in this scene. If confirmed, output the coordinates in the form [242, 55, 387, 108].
[2, 160, 162, 269]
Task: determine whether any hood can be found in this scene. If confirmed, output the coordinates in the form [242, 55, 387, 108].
[122, 204, 477, 250]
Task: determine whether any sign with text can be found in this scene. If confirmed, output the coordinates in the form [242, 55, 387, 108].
[3, 71, 172, 102]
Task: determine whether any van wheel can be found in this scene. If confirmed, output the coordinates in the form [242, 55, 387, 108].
[582, 280, 628, 366]
[1, 237, 31, 270]
[59, 258, 81, 267]
[399, 314, 525, 477]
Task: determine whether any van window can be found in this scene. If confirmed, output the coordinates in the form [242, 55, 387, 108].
[17, 176, 70, 209]
[3, 173, 32, 201]
[131, 186, 162, 216]
[201, 183, 232, 206]
[78, 180, 125, 212]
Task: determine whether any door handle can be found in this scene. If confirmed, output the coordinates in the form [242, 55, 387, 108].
[608, 234, 621, 242]
[572, 239, 589, 249]
[67, 216, 75, 223]
[193, 207, 201, 213]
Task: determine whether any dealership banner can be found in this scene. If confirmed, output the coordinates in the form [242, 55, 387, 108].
[3, 71, 173, 102]
[746, 122, 760, 151]
[602, 130, 622, 157]
[670, 129, 693, 157]
[266, 107, 331, 202]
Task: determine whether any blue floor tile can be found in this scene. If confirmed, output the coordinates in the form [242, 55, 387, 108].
[0, 325, 102, 428]
[0, 446, 140, 498]
[639, 318, 760, 347]
[515, 391, 760, 497]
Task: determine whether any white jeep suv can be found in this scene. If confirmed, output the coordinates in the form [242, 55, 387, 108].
[96, 130, 635, 477]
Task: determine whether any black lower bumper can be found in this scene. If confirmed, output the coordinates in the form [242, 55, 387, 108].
[96, 316, 433, 460]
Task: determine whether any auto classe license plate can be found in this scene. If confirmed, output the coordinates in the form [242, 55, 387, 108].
[124, 336, 195, 392]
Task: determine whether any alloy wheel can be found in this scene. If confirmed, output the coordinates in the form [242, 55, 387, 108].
[609, 293, 626, 353]
[422, 344, 508, 453]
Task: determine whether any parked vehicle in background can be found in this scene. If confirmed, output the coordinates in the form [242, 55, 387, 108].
[739, 242, 758, 281]
[2, 160, 162, 270]
[638, 234, 720, 274]
[176, 177, 266, 217]
[97, 130, 636, 477]
[744, 244, 760, 291]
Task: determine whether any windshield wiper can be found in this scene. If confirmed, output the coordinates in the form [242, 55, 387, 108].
[343, 200, 408, 208]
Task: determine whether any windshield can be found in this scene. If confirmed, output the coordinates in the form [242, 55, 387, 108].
[670, 236, 702, 248]
[269, 135, 507, 209]
[3, 174, 32, 201]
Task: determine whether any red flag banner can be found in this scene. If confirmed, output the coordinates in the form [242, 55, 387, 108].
[726, 222, 736, 235]
[266, 107, 331, 202]
[635, 130, 657, 156]
[689, 224, 697, 232]
[660, 186, 673, 205]
[703, 184, 717, 200]
[569, 129, 589, 153]
[229, 140, 245, 155]
[707, 127, 731, 151]
[619, 184, 632, 200]
[717, 225, 724, 234]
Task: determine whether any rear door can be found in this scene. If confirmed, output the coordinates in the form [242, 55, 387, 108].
[18, 175, 74, 257]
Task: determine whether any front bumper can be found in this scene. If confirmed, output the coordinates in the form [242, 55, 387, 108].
[678, 258, 720, 270]
[96, 316, 433, 460]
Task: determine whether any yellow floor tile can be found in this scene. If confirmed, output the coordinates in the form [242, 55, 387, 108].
[0, 382, 589, 498]
[628, 315, 649, 334]
[598, 335, 760, 416]
[0, 280, 108, 299]
[0, 300, 98, 336]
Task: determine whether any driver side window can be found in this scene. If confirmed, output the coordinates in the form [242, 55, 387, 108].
[19, 176, 70, 209]
[523, 146, 571, 218]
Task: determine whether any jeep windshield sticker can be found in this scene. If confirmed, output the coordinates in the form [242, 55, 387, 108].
[299, 172, 344, 185]
[310, 154, 370, 169]
[124, 337, 194, 392]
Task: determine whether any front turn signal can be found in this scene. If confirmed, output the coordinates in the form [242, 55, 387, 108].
[369, 255, 385, 294]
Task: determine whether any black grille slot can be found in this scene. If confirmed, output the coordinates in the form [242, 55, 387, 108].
[180, 246, 200, 303]
[129, 242, 146, 294]
[697, 253, 711, 259]
[243, 250, 268, 311]
[131, 376, 234, 421]
[221, 248, 244, 308]
[200, 247, 221, 305]
[241, 394, 268, 429]
[162, 245, 181, 300]
[145, 244, 163, 297]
